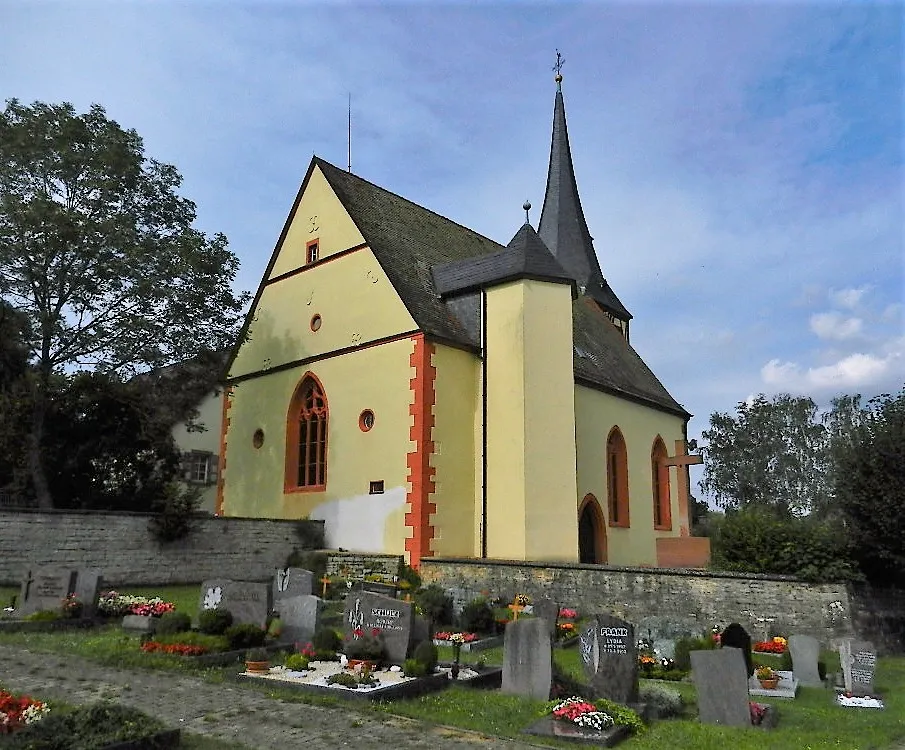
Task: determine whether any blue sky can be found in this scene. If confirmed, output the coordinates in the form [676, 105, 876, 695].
[3, 1, 902, 499]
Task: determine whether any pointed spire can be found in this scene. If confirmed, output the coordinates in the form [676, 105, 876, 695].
[537, 61, 632, 322]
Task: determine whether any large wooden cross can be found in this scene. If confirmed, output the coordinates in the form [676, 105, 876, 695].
[663, 440, 703, 536]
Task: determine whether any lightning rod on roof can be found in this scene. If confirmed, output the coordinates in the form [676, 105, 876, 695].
[347, 93, 352, 173]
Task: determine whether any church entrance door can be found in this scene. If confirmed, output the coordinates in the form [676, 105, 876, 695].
[578, 494, 607, 564]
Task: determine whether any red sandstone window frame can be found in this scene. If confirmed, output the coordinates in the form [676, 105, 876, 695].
[606, 427, 630, 528]
[652, 436, 672, 531]
[306, 238, 320, 264]
[285, 372, 328, 492]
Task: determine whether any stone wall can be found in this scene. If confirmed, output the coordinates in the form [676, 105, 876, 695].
[326, 552, 403, 579]
[420, 557, 858, 649]
[849, 584, 905, 655]
[0, 510, 324, 586]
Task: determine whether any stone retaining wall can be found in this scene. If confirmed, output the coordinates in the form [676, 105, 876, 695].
[0, 510, 323, 586]
[420, 557, 858, 649]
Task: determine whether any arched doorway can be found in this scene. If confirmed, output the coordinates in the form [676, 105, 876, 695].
[578, 494, 607, 564]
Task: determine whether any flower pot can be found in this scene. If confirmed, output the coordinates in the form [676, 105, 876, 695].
[346, 659, 376, 672]
[245, 660, 270, 674]
[758, 677, 779, 689]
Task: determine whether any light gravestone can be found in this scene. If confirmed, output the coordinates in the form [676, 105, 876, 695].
[579, 614, 638, 703]
[690, 648, 752, 727]
[636, 615, 701, 659]
[533, 597, 559, 639]
[72, 569, 104, 618]
[278, 595, 322, 644]
[18, 569, 76, 617]
[501, 617, 552, 700]
[343, 591, 413, 664]
[273, 568, 314, 602]
[788, 635, 823, 687]
[199, 579, 271, 628]
[840, 639, 877, 697]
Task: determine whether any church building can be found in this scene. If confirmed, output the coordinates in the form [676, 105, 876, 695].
[218, 72, 708, 569]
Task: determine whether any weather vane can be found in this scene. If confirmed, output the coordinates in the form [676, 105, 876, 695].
[553, 50, 565, 89]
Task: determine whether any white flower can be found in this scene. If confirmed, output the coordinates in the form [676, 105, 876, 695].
[202, 587, 222, 610]
[21, 702, 49, 724]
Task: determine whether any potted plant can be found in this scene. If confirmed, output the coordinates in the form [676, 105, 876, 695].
[244, 646, 271, 673]
[343, 627, 385, 669]
[755, 665, 779, 689]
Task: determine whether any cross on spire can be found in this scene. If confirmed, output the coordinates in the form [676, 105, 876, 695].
[553, 50, 565, 90]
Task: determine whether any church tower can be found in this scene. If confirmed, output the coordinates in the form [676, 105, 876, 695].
[538, 57, 632, 341]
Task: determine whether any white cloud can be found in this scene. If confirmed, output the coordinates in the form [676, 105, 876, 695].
[809, 311, 863, 340]
[829, 286, 870, 309]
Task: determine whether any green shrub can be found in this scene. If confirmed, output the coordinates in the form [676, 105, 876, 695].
[415, 584, 453, 627]
[398, 562, 421, 591]
[673, 635, 715, 672]
[245, 646, 269, 661]
[459, 598, 495, 634]
[155, 611, 192, 636]
[197, 608, 233, 635]
[326, 671, 358, 687]
[639, 683, 684, 718]
[225, 623, 266, 651]
[312, 626, 342, 653]
[153, 631, 229, 651]
[412, 640, 438, 671]
[780, 648, 793, 671]
[5, 703, 165, 749]
[403, 657, 427, 677]
[24, 610, 60, 622]
[285, 550, 328, 581]
[284, 653, 310, 671]
[148, 481, 201, 543]
[595, 699, 646, 735]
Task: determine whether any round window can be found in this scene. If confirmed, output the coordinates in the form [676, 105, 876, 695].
[310, 314, 322, 332]
[252, 429, 265, 449]
[359, 410, 375, 432]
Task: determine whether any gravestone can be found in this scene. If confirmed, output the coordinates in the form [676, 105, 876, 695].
[636, 615, 701, 659]
[343, 591, 412, 664]
[199, 579, 271, 628]
[273, 568, 314, 601]
[72, 569, 104, 618]
[18, 569, 76, 617]
[533, 597, 559, 638]
[501, 617, 552, 700]
[579, 614, 638, 703]
[840, 639, 876, 697]
[788, 634, 822, 687]
[357, 580, 397, 598]
[691, 648, 752, 727]
[278, 595, 322, 645]
[720, 622, 754, 677]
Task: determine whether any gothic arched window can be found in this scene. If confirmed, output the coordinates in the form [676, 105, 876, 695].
[285, 374, 328, 491]
[607, 427, 630, 527]
[652, 436, 671, 530]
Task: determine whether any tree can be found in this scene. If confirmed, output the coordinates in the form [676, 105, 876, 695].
[700, 394, 830, 515]
[0, 100, 248, 507]
[834, 387, 905, 582]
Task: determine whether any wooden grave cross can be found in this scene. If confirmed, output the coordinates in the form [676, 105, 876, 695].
[662, 439, 703, 536]
[320, 575, 331, 598]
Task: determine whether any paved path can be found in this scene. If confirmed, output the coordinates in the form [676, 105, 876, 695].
[0, 645, 543, 749]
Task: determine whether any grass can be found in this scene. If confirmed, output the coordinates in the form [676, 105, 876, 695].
[1, 585, 904, 749]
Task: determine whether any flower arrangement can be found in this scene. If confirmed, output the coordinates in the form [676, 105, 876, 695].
[551, 697, 614, 732]
[753, 636, 787, 653]
[434, 632, 477, 643]
[140, 641, 208, 656]
[0, 690, 50, 734]
[60, 594, 83, 619]
[343, 627, 385, 661]
[755, 665, 778, 681]
[556, 607, 579, 640]
[559, 607, 578, 619]
[97, 591, 175, 618]
[514, 594, 531, 607]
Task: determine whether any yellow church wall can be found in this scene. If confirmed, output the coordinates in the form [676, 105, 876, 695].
[268, 164, 366, 279]
[171, 390, 222, 514]
[484, 280, 578, 562]
[574, 384, 686, 566]
[429, 343, 480, 558]
[222, 337, 416, 555]
[230, 247, 417, 380]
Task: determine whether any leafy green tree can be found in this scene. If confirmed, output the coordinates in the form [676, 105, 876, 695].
[0, 300, 32, 496]
[834, 387, 905, 582]
[0, 100, 248, 507]
[700, 394, 830, 515]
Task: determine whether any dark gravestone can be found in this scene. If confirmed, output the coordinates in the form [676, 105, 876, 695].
[18, 570, 76, 617]
[273, 568, 314, 601]
[199, 579, 271, 628]
[501, 617, 552, 700]
[343, 591, 412, 664]
[279, 595, 322, 645]
[691, 648, 752, 727]
[533, 597, 559, 638]
[788, 634, 822, 687]
[721, 623, 754, 677]
[840, 639, 876, 697]
[579, 614, 638, 704]
[72, 569, 104, 618]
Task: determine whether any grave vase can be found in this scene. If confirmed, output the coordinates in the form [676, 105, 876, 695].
[244, 660, 270, 674]
[758, 677, 779, 690]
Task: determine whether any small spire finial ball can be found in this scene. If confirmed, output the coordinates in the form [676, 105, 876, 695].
[555, 73, 563, 84]
[523, 200, 531, 212]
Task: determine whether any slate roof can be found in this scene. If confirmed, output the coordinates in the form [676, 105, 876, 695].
[431, 222, 576, 297]
[538, 89, 632, 321]
[316, 158, 687, 417]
